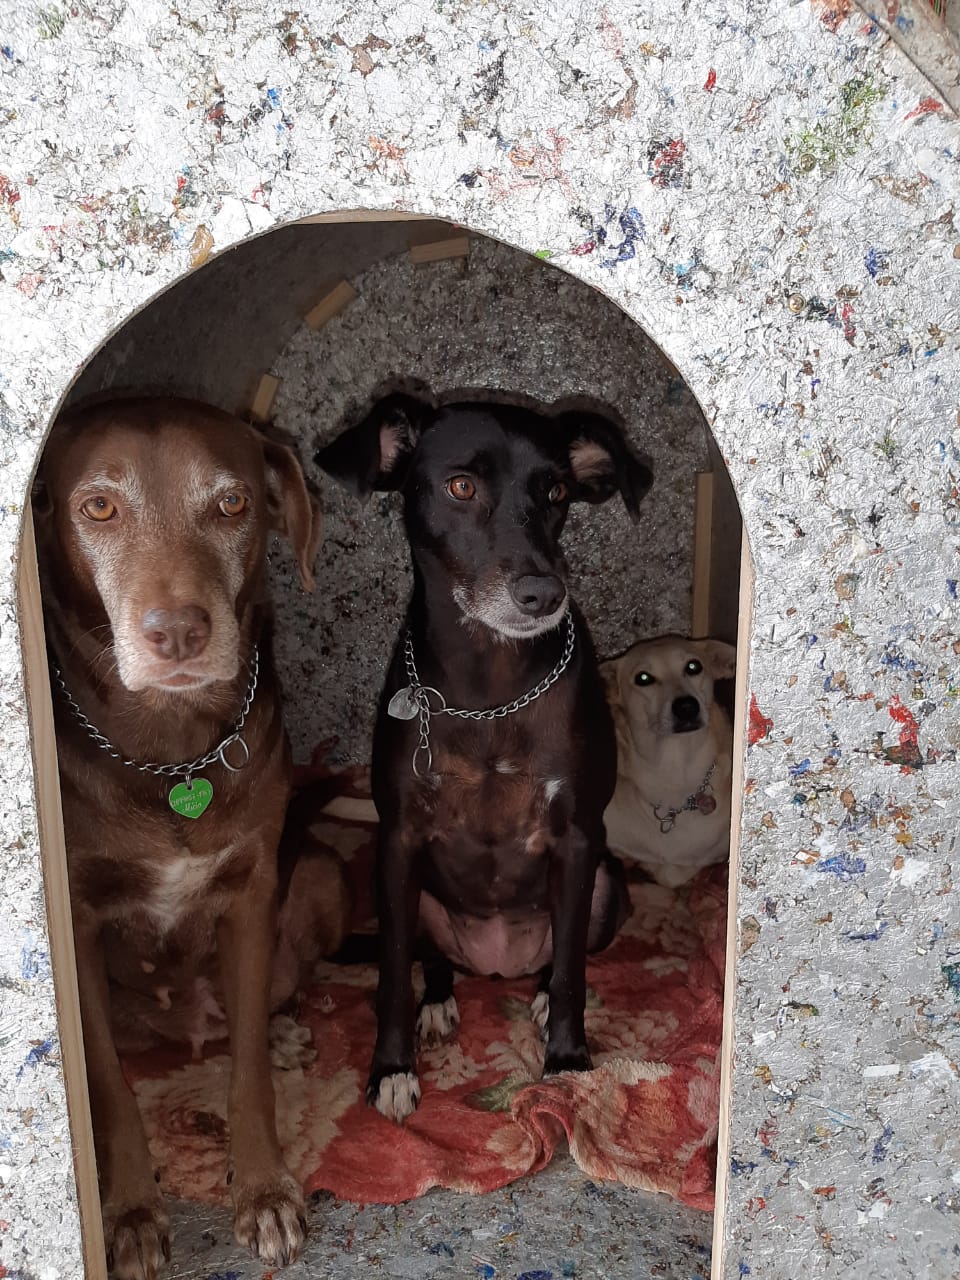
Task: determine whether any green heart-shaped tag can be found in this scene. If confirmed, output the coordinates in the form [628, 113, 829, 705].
[169, 778, 213, 819]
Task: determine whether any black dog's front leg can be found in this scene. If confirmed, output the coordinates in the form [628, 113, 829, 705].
[367, 826, 422, 1122]
[543, 825, 598, 1075]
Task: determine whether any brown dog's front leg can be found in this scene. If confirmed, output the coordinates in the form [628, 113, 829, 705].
[74, 915, 170, 1280]
[216, 878, 306, 1267]
[367, 828, 421, 1122]
[543, 827, 597, 1076]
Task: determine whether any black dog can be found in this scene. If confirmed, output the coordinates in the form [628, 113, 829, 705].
[317, 392, 652, 1121]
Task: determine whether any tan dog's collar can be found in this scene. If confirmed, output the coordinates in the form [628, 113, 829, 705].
[652, 760, 717, 834]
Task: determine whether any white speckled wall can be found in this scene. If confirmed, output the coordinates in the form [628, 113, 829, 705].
[1, 2, 958, 1277]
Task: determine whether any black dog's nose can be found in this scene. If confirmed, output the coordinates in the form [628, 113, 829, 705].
[141, 606, 211, 661]
[672, 695, 701, 728]
[510, 574, 565, 617]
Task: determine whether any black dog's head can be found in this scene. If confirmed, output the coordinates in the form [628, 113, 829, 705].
[317, 391, 653, 640]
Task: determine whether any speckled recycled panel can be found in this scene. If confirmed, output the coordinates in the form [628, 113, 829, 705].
[0, 2, 958, 1277]
[269, 234, 710, 763]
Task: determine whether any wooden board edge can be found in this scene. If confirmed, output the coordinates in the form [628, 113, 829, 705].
[408, 234, 471, 264]
[17, 509, 107, 1280]
[295, 209, 426, 224]
[249, 373, 280, 423]
[305, 279, 357, 330]
[710, 531, 755, 1279]
[692, 470, 714, 638]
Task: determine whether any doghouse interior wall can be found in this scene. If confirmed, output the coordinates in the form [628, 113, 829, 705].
[69, 223, 741, 764]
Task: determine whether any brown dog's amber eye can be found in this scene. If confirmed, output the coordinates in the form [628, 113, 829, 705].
[684, 659, 703, 676]
[635, 670, 655, 686]
[446, 476, 476, 501]
[548, 482, 568, 503]
[81, 497, 117, 522]
[218, 493, 247, 517]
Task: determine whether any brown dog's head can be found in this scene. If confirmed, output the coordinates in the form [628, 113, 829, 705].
[34, 398, 320, 694]
[601, 634, 736, 748]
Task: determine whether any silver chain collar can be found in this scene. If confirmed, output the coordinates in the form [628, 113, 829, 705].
[51, 647, 259, 784]
[389, 614, 576, 777]
[653, 760, 717, 833]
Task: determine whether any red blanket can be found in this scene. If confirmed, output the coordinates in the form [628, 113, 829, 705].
[123, 769, 725, 1212]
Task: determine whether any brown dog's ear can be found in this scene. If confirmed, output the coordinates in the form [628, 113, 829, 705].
[696, 638, 737, 680]
[315, 393, 431, 499]
[263, 439, 322, 592]
[553, 410, 653, 519]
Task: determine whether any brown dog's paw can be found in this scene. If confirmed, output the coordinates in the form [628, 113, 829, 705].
[269, 1013, 317, 1070]
[104, 1200, 171, 1280]
[530, 990, 550, 1036]
[232, 1168, 307, 1267]
[416, 996, 460, 1047]
[367, 1069, 421, 1122]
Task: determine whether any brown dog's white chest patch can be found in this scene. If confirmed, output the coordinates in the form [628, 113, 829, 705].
[144, 842, 239, 933]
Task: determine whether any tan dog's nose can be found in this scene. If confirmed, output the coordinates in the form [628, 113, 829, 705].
[141, 606, 211, 661]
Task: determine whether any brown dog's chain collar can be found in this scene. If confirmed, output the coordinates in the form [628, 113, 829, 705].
[51, 647, 259, 784]
[390, 614, 576, 778]
[652, 761, 717, 833]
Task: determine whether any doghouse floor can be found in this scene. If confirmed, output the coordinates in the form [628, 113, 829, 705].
[165, 1155, 712, 1279]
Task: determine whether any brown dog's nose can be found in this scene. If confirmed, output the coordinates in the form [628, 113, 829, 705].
[510, 574, 565, 617]
[141, 606, 211, 661]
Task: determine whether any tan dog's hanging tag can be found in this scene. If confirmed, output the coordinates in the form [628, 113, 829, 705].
[169, 777, 214, 819]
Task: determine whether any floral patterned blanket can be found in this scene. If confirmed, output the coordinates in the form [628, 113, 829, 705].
[123, 767, 725, 1212]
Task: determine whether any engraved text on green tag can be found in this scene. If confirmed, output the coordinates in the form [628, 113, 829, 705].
[169, 778, 213, 819]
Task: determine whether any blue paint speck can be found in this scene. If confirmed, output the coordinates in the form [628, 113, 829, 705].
[266, 87, 281, 109]
[1, 45, 13, 60]
[864, 247, 887, 278]
[730, 1158, 758, 1175]
[476, 1266, 496, 1280]
[942, 963, 960, 1000]
[845, 921, 888, 942]
[948, 580, 957, 599]
[872, 1123, 894, 1163]
[789, 759, 811, 778]
[816, 853, 867, 880]
[16, 1039, 54, 1079]
[429, 1242, 455, 1257]
[739, 1264, 752, 1276]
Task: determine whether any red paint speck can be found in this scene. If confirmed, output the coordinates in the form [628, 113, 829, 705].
[704, 68, 717, 92]
[571, 239, 595, 256]
[0, 174, 20, 208]
[748, 693, 773, 746]
[904, 96, 944, 122]
[889, 695, 919, 750]
[841, 300, 856, 345]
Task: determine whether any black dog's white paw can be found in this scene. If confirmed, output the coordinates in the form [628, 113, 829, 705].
[416, 996, 460, 1047]
[530, 990, 550, 1036]
[543, 1045, 592, 1077]
[368, 1070, 421, 1122]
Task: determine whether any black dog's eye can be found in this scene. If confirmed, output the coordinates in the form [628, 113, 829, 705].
[635, 670, 655, 686]
[446, 476, 476, 501]
[684, 659, 703, 676]
[548, 482, 568, 503]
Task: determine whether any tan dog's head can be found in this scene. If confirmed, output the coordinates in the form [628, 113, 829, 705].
[602, 634, 736, 749]
[35, 398, 321, 694]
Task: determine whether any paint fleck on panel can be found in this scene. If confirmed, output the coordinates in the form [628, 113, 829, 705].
[748, 693, 773, 745]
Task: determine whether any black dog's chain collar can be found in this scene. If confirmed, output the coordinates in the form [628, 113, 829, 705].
[652, 761, 717, 834]
[51, 648, 258, 816]
[389, 614, 577, 778]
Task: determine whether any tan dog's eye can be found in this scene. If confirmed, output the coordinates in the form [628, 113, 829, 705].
[81, 497, 117, 522]
[634, 670, 655, 686]
[548, 482, 568, 503]
[684, 659, 703, 675]
[446, 476, 476, 501]
[218, 493, 247, 517]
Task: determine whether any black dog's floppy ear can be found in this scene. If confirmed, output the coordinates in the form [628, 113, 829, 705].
[553, 410, 653, 519]
[315, 393, 430, 499]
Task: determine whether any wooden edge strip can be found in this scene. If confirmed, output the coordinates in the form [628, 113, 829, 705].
[408, 234, 471, 265]
[17, 510, 107, 1280]
[711, 531, 755, 1279]
[692, 470, 714, 639]
[305, 279, 357, 331]
[249, 373, 280, 424]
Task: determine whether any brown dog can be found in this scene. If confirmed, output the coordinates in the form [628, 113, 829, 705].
[34, 398, 335, 1279]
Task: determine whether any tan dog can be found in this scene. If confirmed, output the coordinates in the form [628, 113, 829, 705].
[601, 635, 736, 887]
[34, 398, 341, 1280]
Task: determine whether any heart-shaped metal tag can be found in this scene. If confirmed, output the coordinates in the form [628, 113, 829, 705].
[169, 777, 214, 819]
[388, 686, 420, 720]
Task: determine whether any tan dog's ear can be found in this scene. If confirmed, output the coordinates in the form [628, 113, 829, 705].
[599, 657, 621, 707]
[697, 638, 737, 680]
[264, 439, 322, 592]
